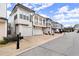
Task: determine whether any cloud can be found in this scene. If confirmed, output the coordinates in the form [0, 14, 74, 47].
[57, 18, 79, 27]
[39, 13, 49, 18]
[57, 19, 79, 23]
[34, 3, 54, 11]
[7, 10, 11, 19]
[49, 10, 54, 13]
[53, 14, 65, 20]
[22, 3, 54, 12]
[7, 3, 12, 20]
[67, 8, 79, 18]
[58, 6, 69, 13]
[52, 5, 79, 27]
[7, 3, 12, 8]
[22, 4, 33, 9]
[69, 8, 79, 14]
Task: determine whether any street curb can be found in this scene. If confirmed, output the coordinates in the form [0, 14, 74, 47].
[16, 33, 64, 56]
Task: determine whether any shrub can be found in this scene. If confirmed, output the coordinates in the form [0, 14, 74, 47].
[4, 36, 17, 42]
[0, 35, 24, 45]
[4, 36, 23, 42]
[0, 37, 9, 44]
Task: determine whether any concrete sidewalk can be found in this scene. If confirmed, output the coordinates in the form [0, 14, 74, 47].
[0, 33, 64, 56]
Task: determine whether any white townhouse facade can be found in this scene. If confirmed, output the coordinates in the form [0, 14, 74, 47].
[43, 18, 54, 35]
[0, 3, 7, 37]
[10, 3, 35, 36]
[52, 22, 63, 32]
[32, 14, 47, 35]
[10, 3, 47, 36]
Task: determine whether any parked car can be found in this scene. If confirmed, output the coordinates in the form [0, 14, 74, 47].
[77, 30, 79, 33]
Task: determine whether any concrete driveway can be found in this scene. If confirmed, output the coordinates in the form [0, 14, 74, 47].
[18, 32, 79, 56]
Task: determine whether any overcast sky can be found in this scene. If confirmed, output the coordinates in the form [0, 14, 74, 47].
[7, 3, 79, 27]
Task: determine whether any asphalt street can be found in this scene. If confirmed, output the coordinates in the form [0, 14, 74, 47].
[18, 32, 79, 56]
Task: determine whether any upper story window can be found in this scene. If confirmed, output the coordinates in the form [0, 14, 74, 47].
[20, 14, 29, 20]
[26, 16, 29, 20]
[20, 14, 23, 19]
[34, 15, 38, 24]
[35, 15, 38, 20]
[23, 15, 27, 20]
[14, 14, 17, 20]
[39, 17, 42, 25]
[43, 19, 46, 25]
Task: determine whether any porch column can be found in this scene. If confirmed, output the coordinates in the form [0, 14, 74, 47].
[42, 18, 43, 25]
[38, 16, 39, 25]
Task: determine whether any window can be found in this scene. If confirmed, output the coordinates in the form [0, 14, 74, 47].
[34, 15, 38, 24]
[19, 14, 29, 21]
[39, 17, 42, 25]
[26, 16, 29, 20]
[14, 14, 17, 20]
[43, 19, 45, 25]
[24, 15, 26, 20]
[20, 14, 23, 19]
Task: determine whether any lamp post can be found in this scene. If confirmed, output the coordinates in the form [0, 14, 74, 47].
[16, 33, 23, 49]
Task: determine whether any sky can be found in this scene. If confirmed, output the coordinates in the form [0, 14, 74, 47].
[7, 3, 79, 27]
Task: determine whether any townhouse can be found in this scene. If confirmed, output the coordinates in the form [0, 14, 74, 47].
[52, 22, 63, 33]
[44, 18, 63, 34]
[32, 14, 46, 35]
[0, 3, 7, 38]
[10, 3, 35, 36]
[43, 18, 54, 35]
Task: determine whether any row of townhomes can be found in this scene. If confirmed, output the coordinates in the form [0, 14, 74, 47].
[0, 3, 63, 39]
[9, 3, 63, 37]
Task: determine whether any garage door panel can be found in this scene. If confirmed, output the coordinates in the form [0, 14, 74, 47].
[33, 27, 43, 35]
[0, 23, 5, 37]
[21, 26, 32, 36]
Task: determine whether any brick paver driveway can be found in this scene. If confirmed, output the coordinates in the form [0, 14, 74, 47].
[18, 32, 79, 56]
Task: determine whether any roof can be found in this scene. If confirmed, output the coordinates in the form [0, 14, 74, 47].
[35, 14, 47, 18]
[52, 21, 59, 24]
[10, 3, 35, 16]
[46, 18, 52, 21]
[46, 18, 61, 25]
[0, 17, 7, 20]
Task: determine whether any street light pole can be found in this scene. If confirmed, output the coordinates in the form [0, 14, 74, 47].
[16, 34, 20, 49]
[16, 33, 21, 49]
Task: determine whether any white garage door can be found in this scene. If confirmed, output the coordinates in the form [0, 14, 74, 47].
[0, 23, 6, 37]
[33, 27, 43, 35]
[21, 25, 32, 36]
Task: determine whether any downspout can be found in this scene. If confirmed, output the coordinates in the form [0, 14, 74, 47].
[7, 19, 8, 37]
[6, 4, 8, 37]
